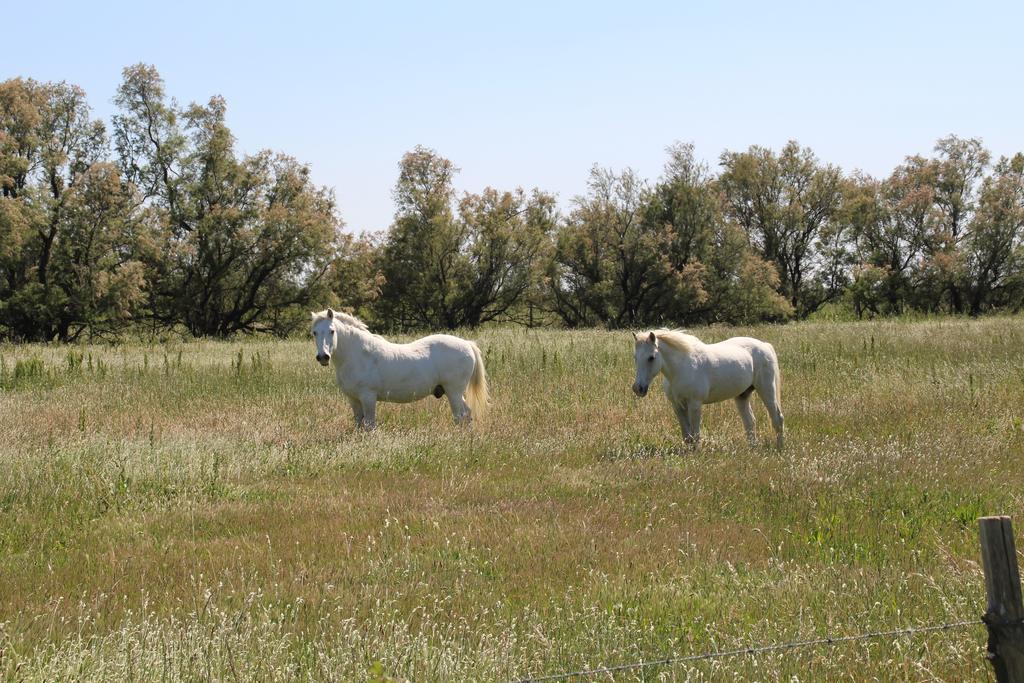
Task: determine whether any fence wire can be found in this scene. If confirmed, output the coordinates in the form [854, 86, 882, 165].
[513, 618, 984, 682]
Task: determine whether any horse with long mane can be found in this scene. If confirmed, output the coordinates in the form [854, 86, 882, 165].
[311, 309, 489, 429]
[632, 330, 784, 447]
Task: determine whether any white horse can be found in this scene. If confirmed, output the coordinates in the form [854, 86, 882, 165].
[632, 330, 784, 447]
[311, 309, 489, 429]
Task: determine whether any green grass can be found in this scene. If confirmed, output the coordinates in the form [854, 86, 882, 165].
[1, 317, 1022, 680]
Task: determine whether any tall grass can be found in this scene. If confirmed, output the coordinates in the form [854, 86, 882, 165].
[1, 318, 1021, 680]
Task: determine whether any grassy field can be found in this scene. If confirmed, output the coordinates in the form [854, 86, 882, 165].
[1, 317, 1022, 681]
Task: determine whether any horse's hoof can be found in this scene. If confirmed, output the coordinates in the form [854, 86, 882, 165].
[433, 385, 445, 398]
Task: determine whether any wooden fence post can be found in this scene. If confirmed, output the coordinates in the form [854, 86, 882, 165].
[979, 516, 1024, 682]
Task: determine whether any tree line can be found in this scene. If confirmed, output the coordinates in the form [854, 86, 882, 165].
[2, 66, 1022, 341]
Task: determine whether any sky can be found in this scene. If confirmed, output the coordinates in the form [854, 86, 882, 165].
[7, 0, 1023, 234]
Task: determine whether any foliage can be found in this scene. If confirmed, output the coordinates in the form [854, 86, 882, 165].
[327, 230, 385, 321]
[547, 145, 790, 327]
[0, 78, 141, 341]
[376, 146, 555, 330]
[718, 141, 845, 316]
[0, 67, 345, 340]
[837, 137, 1024, 318]
[963, 154, 1024, 313]
[113, 66, 342, 337]
[2, 66, 1023, 339]
[546, 164, 659, 327]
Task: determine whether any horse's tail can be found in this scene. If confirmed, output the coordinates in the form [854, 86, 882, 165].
[466, 342, 490, 420]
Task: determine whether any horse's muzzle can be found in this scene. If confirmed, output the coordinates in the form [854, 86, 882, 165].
[316, 354, 330, 366]
[632, 382, 648, 397]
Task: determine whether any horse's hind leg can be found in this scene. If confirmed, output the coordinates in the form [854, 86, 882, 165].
[734, 391, 757, 446]
[447, 390, 472, 426]
[755, 379, 784, 448]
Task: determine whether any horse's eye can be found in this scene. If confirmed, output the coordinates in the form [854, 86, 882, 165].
[648, 355, 655, 362]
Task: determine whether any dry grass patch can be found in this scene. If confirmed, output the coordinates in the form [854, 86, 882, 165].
[1, 318, 1022, 679]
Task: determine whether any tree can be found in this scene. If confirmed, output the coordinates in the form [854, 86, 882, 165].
[652, 143, 791, 324]
[963, 154, 1024, 314]
[328, 230, 385, 322]
[841, 163, 935, 314]
[454, 187, 556, 326]
[377, 146, 460, 329]
[922, 136, 991, 312]
[0, 78, 45, 199]
[46, 163, 147, 339]
[718, 141, 843, 316]
[378, 146, 555, 330]
[547, 165, 673, 327]
[701, 221, 793, 323]
[112, 64, 186, 218]
[931, 135, 990, 250]
[547, 145, 792, 328]
[0, 78, 140, 341]
[638, 143, 719, 321]
[112, 65, 341, 336]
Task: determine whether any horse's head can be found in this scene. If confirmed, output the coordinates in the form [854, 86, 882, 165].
[311, 308, 337, 366]
[632, 331, 663, 397]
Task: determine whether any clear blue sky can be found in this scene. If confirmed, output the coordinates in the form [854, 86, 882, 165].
[8, 0, 1023, 233]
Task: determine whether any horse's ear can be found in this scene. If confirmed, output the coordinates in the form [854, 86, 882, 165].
[648, 331, 657, 344]
[327, 308, 334, 319]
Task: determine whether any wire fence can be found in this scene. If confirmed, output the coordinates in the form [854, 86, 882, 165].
[513, 618, 984, 682]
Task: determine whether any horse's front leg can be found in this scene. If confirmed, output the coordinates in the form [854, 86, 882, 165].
[346, 396, 364, 428]
[670, 400, 694, 444]
[358, 393, 377, 430]
[685, 400, 703, 446]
